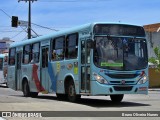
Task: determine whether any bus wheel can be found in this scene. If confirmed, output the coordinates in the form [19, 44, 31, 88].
[67, 80, 79, 102]
[5, 83, 8, 88]
[56, 94, 67, 100]
[110, 94, 124, 103]
[23, 81, 30, 97]
[30, 92, 38, 98]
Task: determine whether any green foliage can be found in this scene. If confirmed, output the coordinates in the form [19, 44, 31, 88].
[149, 46, 160, 72]
[149, 57, 157, 64]
[154, 47, 160, 60]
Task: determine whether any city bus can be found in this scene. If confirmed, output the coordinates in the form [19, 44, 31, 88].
[7, 22, 148, 102]
[0, 53, 8, 85]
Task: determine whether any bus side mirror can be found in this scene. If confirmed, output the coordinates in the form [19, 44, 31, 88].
[87, 40, 94, 49]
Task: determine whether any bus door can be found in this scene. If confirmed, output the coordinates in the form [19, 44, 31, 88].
[16, 52, 22, 90]
[80, 40, 92, 93]
[41, 46, 49, 92]
[0, 57, 4, 84]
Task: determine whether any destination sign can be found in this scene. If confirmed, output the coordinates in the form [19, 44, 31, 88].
[94, 24, 145, 37]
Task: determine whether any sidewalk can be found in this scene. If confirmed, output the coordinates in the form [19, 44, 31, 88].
[0, 117, 6, 120]
[149, 88, 160, 91]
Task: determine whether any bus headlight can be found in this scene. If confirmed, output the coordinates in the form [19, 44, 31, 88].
[137, 75, 148, 84]
[93, 73, 108, 84]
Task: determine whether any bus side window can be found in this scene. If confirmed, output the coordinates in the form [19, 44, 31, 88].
[24, 55, 29, 64]
[66, 33, 78, 59]
[81, 41, 85, 64]
[0, 58, 3, 70]
[52, 37, 64, 60]
[9, 48, 16, 65]
[4, 56, 8, 62]
[52, 50, 56, 60]
[31, 42, 40, 63]
[23, 44, 32, 64]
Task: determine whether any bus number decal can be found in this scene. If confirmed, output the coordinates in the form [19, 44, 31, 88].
[74, 62, 78, 74]
[56, 62, 60, 72]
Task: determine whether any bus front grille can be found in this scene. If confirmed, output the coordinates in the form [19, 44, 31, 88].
[106, 73, 139, 79]
[110, 81, 135, 85]
[113, 86, 133, 91]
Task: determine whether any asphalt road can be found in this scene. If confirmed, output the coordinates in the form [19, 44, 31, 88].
[0, 84, 160, 120]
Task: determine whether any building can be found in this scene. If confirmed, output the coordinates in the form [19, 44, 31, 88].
[0, 37, 14, 54]
[143, 23, 160, 88]
[143, 23, 160, 58]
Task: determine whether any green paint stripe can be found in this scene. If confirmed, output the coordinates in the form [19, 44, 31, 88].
[101, 62, 123, 67]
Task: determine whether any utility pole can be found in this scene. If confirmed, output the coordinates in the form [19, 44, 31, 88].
[18, 0, 37, 39]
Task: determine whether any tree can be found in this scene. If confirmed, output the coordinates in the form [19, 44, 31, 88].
[149, 46, 160, 72]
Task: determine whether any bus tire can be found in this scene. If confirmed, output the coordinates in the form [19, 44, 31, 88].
[5, 83, 8, 88]
[110, 94, 124, 103]
[56, 93, 67, 100]
[23, 81, 30, 97]
[67, 80, 80, 102]
[30, 92, 38, 98]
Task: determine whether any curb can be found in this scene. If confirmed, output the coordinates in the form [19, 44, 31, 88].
[149, 89, 160, 91]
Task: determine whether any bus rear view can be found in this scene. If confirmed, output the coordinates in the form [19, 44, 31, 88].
[0, 54, 8, 85]
[91, 24, 148, 102]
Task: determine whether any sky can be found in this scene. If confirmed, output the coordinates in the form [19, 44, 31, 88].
[0, 0, 160, 41]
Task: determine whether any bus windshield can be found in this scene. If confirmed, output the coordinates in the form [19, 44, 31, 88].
[94, 36, 148, 71]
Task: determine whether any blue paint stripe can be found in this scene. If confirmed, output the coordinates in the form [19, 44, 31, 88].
[48, 62, 56, 92]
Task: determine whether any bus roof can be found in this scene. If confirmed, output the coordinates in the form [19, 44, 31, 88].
[10, 22, 143, 48]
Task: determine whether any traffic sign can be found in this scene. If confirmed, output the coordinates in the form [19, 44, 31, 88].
[18, 20, 28, 27]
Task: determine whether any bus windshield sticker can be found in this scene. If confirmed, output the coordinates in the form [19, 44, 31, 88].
[101, 62, 123, 67]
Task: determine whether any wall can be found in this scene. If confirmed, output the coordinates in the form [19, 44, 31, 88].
[146, 32, 160, 58]
[149, 68, 160, 88]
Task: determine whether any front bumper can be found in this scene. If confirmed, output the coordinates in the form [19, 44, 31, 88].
[90, 80, 148, 95]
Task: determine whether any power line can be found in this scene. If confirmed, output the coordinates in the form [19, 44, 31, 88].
[39, 0, 81, 2]
[0, 9, 12, 18]
[18, 0, 38, 39]
[38, 0, 109, 2]
[32, 23, 59, 31]
[0, 31, 26, 32]
[0, 8, 27, 40]
[11, 28, 27, 39]
[0, 8, 58, 38]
